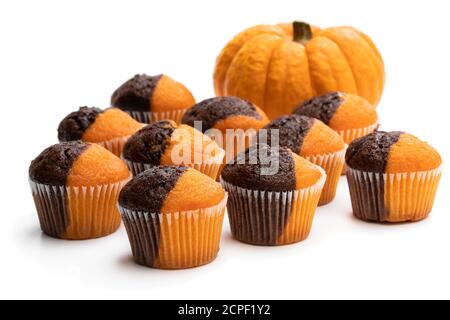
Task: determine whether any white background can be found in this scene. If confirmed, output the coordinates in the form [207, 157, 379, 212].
[1, 0, 449, 300]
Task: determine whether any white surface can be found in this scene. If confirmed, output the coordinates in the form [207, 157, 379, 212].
[1, 0, 449, 300]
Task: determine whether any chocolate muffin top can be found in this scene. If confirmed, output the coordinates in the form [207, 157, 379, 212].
[263, 115, 315, 154]
[119, 166, 188, 212]
[293, 92, 344, 125]
[57, 107, 103, 141]
[29, 141, 89, 185]
[221, 144, 297, 192]
[123, 120, 176, 165]
[111, 74, 163, 112]
[181, 96, 262, 132]
[346, 131, 403, 172]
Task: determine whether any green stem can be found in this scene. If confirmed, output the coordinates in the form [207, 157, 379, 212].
[293, 21, 313, 45]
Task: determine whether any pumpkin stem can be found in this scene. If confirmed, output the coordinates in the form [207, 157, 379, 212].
[293, 21, 313, 45]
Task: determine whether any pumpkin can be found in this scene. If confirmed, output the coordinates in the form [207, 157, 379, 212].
[214, 21, 384, 119]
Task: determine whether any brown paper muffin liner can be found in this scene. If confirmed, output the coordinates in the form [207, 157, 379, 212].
[304, 147, 346, 206]
[97, 135, 130, 157]
[119, 195, 227, 269]
[29, 176, 131, 240]
[126, 109, 187, 125]
[337, 123, 378, 175]
[221, 170, 326, 246]
[346, 166, 442, 222]
[124, 150, 225, 180]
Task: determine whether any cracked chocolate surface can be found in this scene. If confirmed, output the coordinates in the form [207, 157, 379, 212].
[182, 96, 262, 132]
[263, 115, 315, 154]
[222, 145, 299, 246]
[111, 74, 163, 112]
[119, 166, 188, 213]
[221, 144, 296, 192]
[29, 141, 89, 185]
[293, 92, 344, 125]
[57, 107, 103, 141]
[346, 131, 403, 173]
[123, 120, 176, 165]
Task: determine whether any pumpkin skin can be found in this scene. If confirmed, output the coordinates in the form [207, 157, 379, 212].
[214, 22, 384, 119]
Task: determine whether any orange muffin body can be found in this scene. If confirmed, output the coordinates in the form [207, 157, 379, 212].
[155, 167, 226, 268]
[29, 141, 130, 240]
[82, 108, 142, 142]
[111, 74, 195, 124]
[280, 151, 325, 245]
[292, 151, 324, 189]
[161, 124, 223, 165]
[264, 115, 345, 157]
[300, 120, 346, 156]
[65, 144, 130, 239]
[58, 107, 142, 156]
[385, 133, 442, 222]
[161, 168, 225, 213]
[213, 106, 269, 132]
[151, 75, 196, 112]
[67, 144, 130, 187]
[346, 131, 442, 223]
[294, 92, 378, 130]
[329, 93, 378, 130]
[293, 92, 379, 145]
[264, 115, 345, 205]
[299, 119, 345, 205]
[386, 133, 442, 173]
[181, 97, 270, 164]
[122, 121, 224, 179]
[221, 144, 325, 245]
[214, 114, 268, 162]
[118, 166, 226, 269]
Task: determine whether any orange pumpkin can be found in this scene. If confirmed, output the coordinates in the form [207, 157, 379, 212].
[214, 22, 385, 119]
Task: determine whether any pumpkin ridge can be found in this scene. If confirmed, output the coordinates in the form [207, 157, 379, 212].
[215, 25, 285, 96]
[325, 51, 340, 91]
[341, 28, 384, 103]
[322, 35, 360, 97]
[263, 40, 285, 109]
[315, 37, 342, 91]
[350, 27, 383, 63]
[321, 28, 381, 105]
[223, 45, 246, 96]
[263, 41, 291, 118]
[303, 42, 317, 96]
[350, 30, 385, 101]
[305, 36, 356, 95]
[225, 34, 283, 106]
[223, 36, 260, 96]
[282, 42, 316, 116]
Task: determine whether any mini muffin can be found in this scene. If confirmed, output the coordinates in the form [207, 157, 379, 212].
[118, 166, 227, 269]
[181, 97, 269, 163]
[29, 141, 131, 240]
[123, 120, 225, 180]
[58, 107, 143, 156]
[293, 92, 378, 144]
[263, 115, 346, 205]
[221, 144, 326, 246]
[111, 74, 195, 124]
[346, 131, 442, 222]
